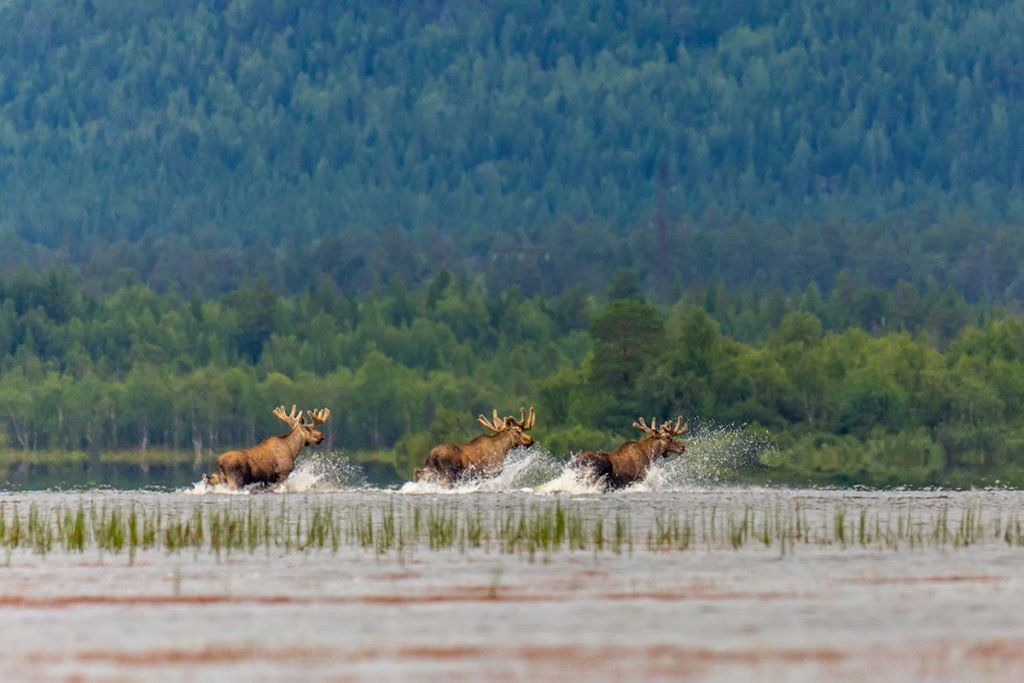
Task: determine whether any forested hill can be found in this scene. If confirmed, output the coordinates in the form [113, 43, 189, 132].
[3, 1, 1024, 300]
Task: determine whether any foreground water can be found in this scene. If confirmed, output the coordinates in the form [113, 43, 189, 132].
[3, 450, 1024, 682]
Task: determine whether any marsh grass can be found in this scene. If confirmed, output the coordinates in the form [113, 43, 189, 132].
[0, 497, 1022, 563]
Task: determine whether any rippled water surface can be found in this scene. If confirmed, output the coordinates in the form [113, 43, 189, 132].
[3, 451, 1024, 682]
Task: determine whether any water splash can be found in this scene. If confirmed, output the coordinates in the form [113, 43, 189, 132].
[183, 450, 367, 494]
[272, 451, 368, 492]
[395, 443, 666, 495]
[396, 421, 770, 494]
[653, 420, 774, 488]
[533, 465, 605, 495]
[186, 422, 771, 495]
[183, 478, 244, 495]
[477, 447, 564, 490]
[398, 446, 569, 494]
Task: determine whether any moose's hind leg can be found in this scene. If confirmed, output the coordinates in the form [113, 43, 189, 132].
[571, 453, 612, 488]
[214, 461, 249, 491]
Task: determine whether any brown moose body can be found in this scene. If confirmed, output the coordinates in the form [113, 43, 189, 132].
[414, 407, 536, 486]
[572, 416, 687, 489]
[206, 405, 330, 490]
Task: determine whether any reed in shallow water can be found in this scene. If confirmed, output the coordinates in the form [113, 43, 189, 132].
[0, 496, 1021, 563]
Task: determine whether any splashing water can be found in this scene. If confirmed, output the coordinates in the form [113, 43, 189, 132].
[547, 421, 774, 494]
[477, 447, 564, 490]
[273, 451, 368, 492]
[183, 450, 367, 495]
[184, 478, 236, 496]
[546, 421, 769, 494]
[398, 446, 565, 494]
[398, 446, 589, 495]
[533, 465, 606, 495]
[652, 420, 774, 488]
[185, 421, 771, 495]
[394, 426, 769, 495]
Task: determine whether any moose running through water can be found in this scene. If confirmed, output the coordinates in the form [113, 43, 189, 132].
[414, 407, 536, 486]
[205, 405, 330, 490]
[571, 416, 688, 490]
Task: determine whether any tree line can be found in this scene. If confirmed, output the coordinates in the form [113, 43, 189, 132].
[2, 268, 1023, 487]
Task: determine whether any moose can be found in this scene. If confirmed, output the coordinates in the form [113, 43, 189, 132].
[205, 405, 330, 490]
[413, 407, 537, 486]
[571, 416, 688, 490]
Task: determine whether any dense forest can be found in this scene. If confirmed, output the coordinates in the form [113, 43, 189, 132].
[1, 0, 1024, 302]
[2, 1, 1024, 487]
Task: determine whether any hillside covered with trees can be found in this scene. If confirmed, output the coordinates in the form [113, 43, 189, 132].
[2, 0, 1024, 303]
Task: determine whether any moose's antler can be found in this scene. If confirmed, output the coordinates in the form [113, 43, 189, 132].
[508, 406, 536, 431]
[305, 408, 330, 425]
[479, 407, 536, 433]
[478, 409, 507, 433]
[632, 416, 688, 439]
[659, 416, 688, 438]
[632, 416, 659, 437]
[273, 404, 303, 429]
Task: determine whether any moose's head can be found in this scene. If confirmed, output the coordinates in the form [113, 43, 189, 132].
[632, 416, 688, 458]
[273, 404, 330, 446]
[478, 406, 536, 447]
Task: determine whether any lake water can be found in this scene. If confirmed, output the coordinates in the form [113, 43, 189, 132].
[3, 449, 1024, 682]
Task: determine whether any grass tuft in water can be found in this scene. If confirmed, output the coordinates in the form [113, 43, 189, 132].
[0, 496, 1021, 563]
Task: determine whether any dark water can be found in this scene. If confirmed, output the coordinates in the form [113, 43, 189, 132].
[0, 451, 401, 491]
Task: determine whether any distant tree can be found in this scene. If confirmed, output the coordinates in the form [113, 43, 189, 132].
[585, 299, 665, 428]
[228, 278, 278, 363]
[607, 268, 644, 302]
